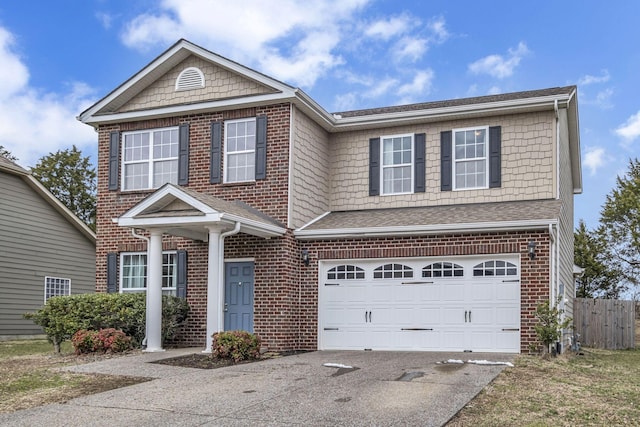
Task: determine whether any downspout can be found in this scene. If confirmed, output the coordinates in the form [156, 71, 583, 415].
[218, 221, 241, 333]
[131, 228, 150, 349]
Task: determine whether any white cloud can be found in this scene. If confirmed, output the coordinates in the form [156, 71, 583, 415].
[468, 42, 530, 79]
[333, 92, 358, 111]
[487, 86, 502, 95]
[394, 37, 427, 62]
[0, 27, 97, 167]
[364, 77, 398, 98]
[615, 111, 640, 142]
[578, 69, 610, 86]
[121, 0, 370, 88]
[397, 70, 434, 103]
[364, 14, 413, 40]
[583, 146, 606, 175]
[95, 12, 114, 30]
[426, 16, 449, 43]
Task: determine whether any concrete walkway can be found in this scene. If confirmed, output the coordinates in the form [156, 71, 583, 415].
[0, 349, 514, 426]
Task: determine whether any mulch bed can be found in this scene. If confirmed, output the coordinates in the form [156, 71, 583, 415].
[152, 350, 308, 369]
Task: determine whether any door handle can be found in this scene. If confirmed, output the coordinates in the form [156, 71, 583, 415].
[465, 310, 468, 322]
[469, 310, 471, 323]
[364, 311, 372, 322]
[224, 303, 228, 312]
[365, 311, 368, 322]
[369, 311, 372, 323]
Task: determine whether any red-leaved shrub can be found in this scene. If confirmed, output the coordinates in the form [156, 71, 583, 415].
[72, 328, 133, 354]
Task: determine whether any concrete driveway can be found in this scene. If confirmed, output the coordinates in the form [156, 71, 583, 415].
[0, 349, 514, 426]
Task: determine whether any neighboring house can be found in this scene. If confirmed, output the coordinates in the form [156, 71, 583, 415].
[78, 39, 581, 354]
[0, 157, 96, 338]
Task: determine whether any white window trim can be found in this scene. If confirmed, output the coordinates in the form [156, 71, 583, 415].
[380, 133, 414, 196]
[452, 125, 490, 191]
[121, 126, 179, 191]
[224, 117, 256, 184]
[119, 251, 177, 294]
[44, 276, 71, 303]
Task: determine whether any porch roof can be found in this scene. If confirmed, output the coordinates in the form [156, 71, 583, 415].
[117, 184, 286, 240]
[295, 199, 561, 240]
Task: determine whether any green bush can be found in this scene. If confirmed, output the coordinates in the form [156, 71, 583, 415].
[72, 328, 133, 354]
[212, 330, 261, 363]
[24, 293, 189, 352]
[534, 297, 572, 354]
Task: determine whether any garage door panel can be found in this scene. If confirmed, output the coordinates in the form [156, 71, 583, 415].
[319, 257, 520, 353]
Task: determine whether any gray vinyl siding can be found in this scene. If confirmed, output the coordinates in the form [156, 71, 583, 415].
[0, 172, 95, 336]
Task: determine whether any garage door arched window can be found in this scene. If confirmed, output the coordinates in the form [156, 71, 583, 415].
[373, 263, 413, 279]
[422, 262, 464, 278]
[473, 260, 518, 277]
[327, 265, 365, 280]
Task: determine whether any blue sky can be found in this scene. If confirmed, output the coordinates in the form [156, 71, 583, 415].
[1, 0, 639, 229]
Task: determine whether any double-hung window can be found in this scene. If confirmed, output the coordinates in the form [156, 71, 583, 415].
[381, 134, 413, 195]
[44, 277, 71, 302]
[225, 118, 256, 183]
[122, 127, 179, 190]
[453, 126, 489, 190]
[120, 252, 177, 296]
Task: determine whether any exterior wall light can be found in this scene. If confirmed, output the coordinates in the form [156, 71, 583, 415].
[528, 240, 537, 260]
[302, 249, 310, 266]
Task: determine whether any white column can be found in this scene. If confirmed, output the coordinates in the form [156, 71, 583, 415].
[204, 227, 222, 353]
[144, 229, 164, 352]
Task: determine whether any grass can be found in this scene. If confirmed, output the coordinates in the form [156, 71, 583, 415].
[447, 319, 640, 426]
[0, 339, 148, 414]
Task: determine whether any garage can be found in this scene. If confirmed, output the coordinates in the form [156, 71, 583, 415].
[318, 256, 521, 353]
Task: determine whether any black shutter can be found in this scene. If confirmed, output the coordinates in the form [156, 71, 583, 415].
[176, 250, 188, 299]
[489, 126, 502, 188]
[414, 133, 426, 193]
[106, 253, 117, 293]
[178, 123, 190, 185]
[440, 131, 453, 191]
[108, 131, 120, 191]
[210, 121, 222, 184]
[255, 115, 267, 180]
[369, 137, 381, 196]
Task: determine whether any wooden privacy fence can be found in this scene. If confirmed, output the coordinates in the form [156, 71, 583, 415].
[573, 298, 636, 349]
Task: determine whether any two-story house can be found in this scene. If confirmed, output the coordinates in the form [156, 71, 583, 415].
[79, 39, 580, 354]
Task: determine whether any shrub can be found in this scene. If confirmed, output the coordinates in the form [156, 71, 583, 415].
[72, 328, 133, 354]
[534, 298, 572, 354]
[25, 293, 190, 352]
[212, 330, 261, 363]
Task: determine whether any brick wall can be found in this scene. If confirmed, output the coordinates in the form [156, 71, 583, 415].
[297, 230, 551, 353]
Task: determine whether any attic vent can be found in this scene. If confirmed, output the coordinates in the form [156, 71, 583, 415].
[175, 67, 205, 91]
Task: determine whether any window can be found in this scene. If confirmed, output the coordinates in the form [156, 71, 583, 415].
[44, 277, 71, 302]
[225, 118, 256, 183]
[373, 263, 413, 279]
[381, 134, 413, 194]
[122, 127, 179, 190]
[453, 126, 488, 190]
[422, 262, 464, 278]
[120, 252, 177, 295]
[327, 265, 365, 280]
[473, 260, 518, 277]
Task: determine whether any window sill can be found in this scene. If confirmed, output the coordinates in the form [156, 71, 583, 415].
[221, 181, 256, 187]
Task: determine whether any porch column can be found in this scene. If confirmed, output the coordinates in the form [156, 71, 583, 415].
[204, 227, 222, 353]
[144, 229, 164, 352]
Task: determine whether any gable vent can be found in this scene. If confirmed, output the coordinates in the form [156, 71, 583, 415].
[175, 67, 205, 91]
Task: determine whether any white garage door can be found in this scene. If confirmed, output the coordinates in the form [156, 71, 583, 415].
[318, 256, 521, 353]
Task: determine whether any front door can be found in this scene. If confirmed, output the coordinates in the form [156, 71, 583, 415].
[224, 262, 254, 332]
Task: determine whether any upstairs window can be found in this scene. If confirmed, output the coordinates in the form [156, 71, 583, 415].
[453, 126, 488, 190]
[225, 118, 256, 183]
[122, 127, 179, 190]
[382, 134, 413, 194]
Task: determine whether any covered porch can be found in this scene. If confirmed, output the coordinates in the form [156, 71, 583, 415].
[117, 184, 286, 352]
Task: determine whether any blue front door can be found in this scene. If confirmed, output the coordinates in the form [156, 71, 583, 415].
[224, 262, 254, 332]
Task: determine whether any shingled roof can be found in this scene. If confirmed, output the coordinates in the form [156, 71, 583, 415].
[296, 199, 561, 238]
[334, 86, 577, 118]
